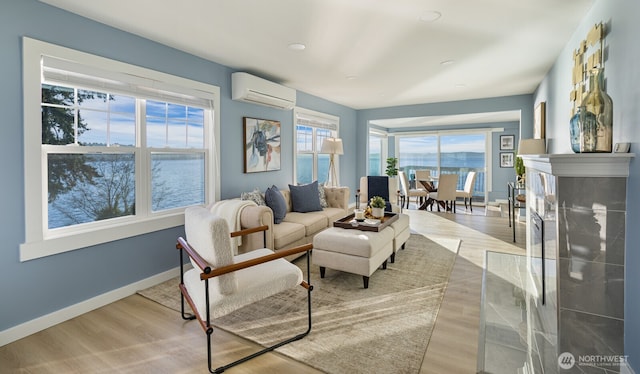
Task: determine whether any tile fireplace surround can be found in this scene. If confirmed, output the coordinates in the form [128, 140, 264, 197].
[525, 154, 632, 373]
[479, 154, 634, 374]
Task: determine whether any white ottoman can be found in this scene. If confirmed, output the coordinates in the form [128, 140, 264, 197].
[389, 213, 410, 263]
[312, 226, 394, 289]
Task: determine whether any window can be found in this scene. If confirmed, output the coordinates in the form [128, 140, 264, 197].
[368, 132, 386, 176]
[21, 37, 220, 260]
[397, 132, 487, 202]
[294, 108, 339, 185]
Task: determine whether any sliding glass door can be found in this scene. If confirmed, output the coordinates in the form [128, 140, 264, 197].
[398, 133, 486, 203]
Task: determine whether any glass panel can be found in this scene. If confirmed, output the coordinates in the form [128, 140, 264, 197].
[316, 129, 330, 152]
[167, 120, 186, 148]
[78, 89, 108, 110]
[42, 84, 76, 145]
[398, 135, 438, 175]
[318, 154, 330, 184]
[296, 125, 313, 152]
[48, 153, 135, 229]
[296, 153, 313, 185]
[42, 84, 74, 106]
[187, 107, 204, 148]
[151, 153, 205, 211]
[440, 133, 486, 200]
[146, 117, 166, 148]
[368, 135, 382, 176]
[78, 109, 108, 145]
[110, 112, 136, 147]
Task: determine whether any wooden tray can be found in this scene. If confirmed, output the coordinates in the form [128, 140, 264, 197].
[333, 212, 399, 232]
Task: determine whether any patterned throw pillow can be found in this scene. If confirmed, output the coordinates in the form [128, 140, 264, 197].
[318, 183, 329, 208]
[241, 187, 266, 206]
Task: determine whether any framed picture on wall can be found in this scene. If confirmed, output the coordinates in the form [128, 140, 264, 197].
[243, 117, 281, 173]
[500, 135, 515, 150]
[500, 152, 514, 168]
[534, 102, 546, 139]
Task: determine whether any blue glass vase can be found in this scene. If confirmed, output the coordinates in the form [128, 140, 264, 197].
[569, 106, 597, 153]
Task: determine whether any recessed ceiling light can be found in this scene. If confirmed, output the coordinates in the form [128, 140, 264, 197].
[288, 43, 306, 51]
[418, 10, 442, 22]
[346, 75, 358, 80]
[455, 83, 467, 88]
[440, 59, 455, 66]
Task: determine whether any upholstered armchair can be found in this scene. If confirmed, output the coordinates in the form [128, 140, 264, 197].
[177, 206, 313, 373]
[355, 176, 401, 213]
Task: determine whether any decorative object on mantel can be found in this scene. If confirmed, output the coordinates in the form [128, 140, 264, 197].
[569, 22, 612, 153]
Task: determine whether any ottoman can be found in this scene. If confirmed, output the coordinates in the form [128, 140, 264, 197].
[389, 213, 410, 263]
[312, 226, 394, 289]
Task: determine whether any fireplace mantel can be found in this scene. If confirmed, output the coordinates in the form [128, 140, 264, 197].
[521, 153, 634, 178]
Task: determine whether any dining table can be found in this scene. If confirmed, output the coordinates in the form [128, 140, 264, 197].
[416, 177, 440, 210]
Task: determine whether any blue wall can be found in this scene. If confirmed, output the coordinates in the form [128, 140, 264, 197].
[533, 0, 640, 369]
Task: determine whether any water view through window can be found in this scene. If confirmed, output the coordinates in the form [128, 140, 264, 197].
[398, 133, 486, 200]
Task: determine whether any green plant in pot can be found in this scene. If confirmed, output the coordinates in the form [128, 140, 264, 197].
[385, 157, 398, 177]
[515, 156, 525, 184]
[369, 196, 386, 219]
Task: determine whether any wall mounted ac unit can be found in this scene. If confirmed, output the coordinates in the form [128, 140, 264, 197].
[231, 72, 296, 110]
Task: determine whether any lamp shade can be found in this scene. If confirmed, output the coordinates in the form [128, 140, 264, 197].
[517, 139, 546, 155]
[320, 137, 344, 155]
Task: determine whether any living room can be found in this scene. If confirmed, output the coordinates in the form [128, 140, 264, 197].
[1, 0, 639, 373]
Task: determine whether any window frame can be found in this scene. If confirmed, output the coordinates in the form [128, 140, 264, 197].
[368, 128, 388, 176]
[293, 108, 340, 185]
[21, 37, 220, 261]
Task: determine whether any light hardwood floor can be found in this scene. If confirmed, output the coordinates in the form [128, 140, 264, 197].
[0, 204, 526, 374]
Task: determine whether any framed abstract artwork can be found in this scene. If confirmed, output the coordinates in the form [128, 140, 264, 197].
[243, 117, 281, 173]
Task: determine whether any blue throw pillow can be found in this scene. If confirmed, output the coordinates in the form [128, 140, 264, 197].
[265, 185, 287, 224]
[289, 181, 323, 213]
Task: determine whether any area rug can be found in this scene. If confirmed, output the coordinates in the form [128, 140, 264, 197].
[138, 233, 459, 374]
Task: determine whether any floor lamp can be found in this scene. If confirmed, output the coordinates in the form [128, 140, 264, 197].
[321, 137, 343, 187]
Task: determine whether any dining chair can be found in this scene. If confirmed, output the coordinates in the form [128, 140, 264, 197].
[428, 174, 458, 212]
[455, 171, 477, 212]
[398, 171, 428, 209]
[415, 169, 436, 192]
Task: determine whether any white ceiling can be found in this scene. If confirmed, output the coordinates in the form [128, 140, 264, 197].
[40, 0, 593, 127]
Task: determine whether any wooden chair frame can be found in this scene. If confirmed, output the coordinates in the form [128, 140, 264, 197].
[177, 225, 313, 374]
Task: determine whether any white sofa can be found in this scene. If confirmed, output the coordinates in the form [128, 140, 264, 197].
[235, 186, 350, 255]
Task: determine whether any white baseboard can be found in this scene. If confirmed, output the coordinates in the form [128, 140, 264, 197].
[0, 267, 180, 347]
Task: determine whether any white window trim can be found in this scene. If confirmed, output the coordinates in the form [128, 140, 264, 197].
[368, 127, 389, 176]
[21, 37, 221, 261]
[293, 107, 340, 184]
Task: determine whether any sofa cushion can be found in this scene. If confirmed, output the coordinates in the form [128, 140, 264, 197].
[289, 181, 323, 213]
[265, 185, 287, 224]
[271, 221, 306, 249]
[318, 207, 348, 224]
[283, 211, 328, 236]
